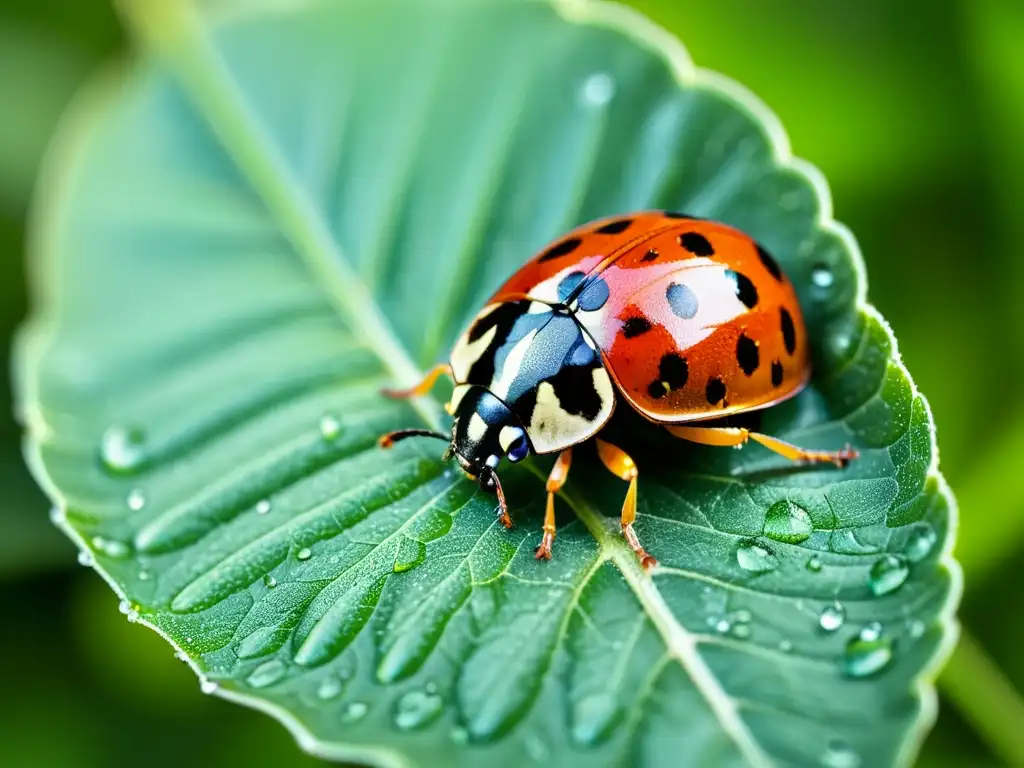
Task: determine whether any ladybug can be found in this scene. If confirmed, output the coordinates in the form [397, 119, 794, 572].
[379, 211, 857, 568]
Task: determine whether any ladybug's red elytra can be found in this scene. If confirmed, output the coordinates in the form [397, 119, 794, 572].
[379, 211, 857, 568]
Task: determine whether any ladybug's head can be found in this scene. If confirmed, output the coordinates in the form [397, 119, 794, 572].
[378, 385, 531, 514]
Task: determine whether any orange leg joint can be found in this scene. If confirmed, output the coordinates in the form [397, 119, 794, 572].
[666, 425, 858, 468]
[380, 364, 452, 400]
[596, 439, 657, 570]
[535, 449, 572, 560]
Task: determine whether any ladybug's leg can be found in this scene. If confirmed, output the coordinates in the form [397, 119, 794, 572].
[380, 364, 452, 399]
[666, 426, 858, 468]
[595, 439, 657, 570]
[535, 449, 572, 561]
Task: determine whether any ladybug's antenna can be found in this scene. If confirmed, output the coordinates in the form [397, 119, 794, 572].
[378, 429, 449, 449]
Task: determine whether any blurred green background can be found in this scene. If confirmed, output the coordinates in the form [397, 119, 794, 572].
[2, 1, 1021, 766]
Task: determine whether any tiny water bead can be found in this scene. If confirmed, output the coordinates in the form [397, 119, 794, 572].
[867, 554, 910, 596]
[843, 625, 893, 678]
[393, 690, 444, 731]
[77, 550, 94, 567]
[49, 506, 64, 524]
[99, 425, 147, 473]
[319, 413, 342, 440]
[341, 701, 369, 724]
[393, 538, 426, 573]
[247, 659, 287, 689]
[763, 500, 813, 544]
[126, 489, 146, 511]
[91, 536, 131, 559]
[200, 680, 219, 694]
[811, 264, 835, 290]
[819, 602, 846, 632]
[904, 524, 937, 563]
[806, 555, 823, 573]
[296, 547, 312, 561]
[778, 639, 793, 653]
[736, 540, 779, 573]
[263, 574, 277, 589]
[580, 72, 615, 107]
[908, 619, 926, 639]
[821, 739, 861, 768]
[317, 676, 344, 701]
[712, 610, 752, 640]
[450, 726, 470, 745]
[255, 499, 271, 515]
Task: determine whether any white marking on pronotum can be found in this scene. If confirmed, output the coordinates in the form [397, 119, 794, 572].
[489, 329, 537, 400]
[467, 413, 487, 443]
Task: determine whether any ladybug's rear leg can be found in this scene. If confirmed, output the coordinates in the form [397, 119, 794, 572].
[595, 439, 657, 570]
[535, 449, 572, 561]
[666, 425, 858, 468]
[380, 363, 452, 400]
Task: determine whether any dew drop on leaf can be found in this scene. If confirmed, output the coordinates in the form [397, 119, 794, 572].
[763, 500, 813, 543]
[92, 536, 131, 559]
[867, 554, 910, 596]
[138, 569, 150, 581]
[903, 524, 937, 563]
[255, 499, 271, 515]
[99, 425, 147, 474]
[525, 734, 551, 762]
[319, 413, 342, 440]
[296, 547, 312, 561]
[317, 676, 344, 701]
[247, 659, 287, 689]
[49, 506, 64, 523]
[263, 574, 277, 588]
[821, 739, 862, 768]
[126, 488, 146, 511]
[580, 72, 614, 107]
[736, 540, 779, 573]
[811, 264, 834, 291]
[908, 619, 926, 639]
[806, 555, 823, 572]
[341, 701, 369, 724]
[842, 626, 893, 678]
[200, 680, 218, 694]
[819, 602, 846, 632]
[393, 538, 426, 573]
[77, 550, 94, 567]
[392, 690, 444, 731]
[778, 639, 793, 653]
[450, 726, 469, 745]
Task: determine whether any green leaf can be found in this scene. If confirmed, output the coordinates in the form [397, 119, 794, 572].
[16, 0, 960, 765]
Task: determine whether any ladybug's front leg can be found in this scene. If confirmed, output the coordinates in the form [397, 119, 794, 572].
[595, 439, 657, 570]
[535, 449, 572, 560]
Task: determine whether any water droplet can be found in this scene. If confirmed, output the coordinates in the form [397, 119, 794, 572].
[806, 555, 823, 572]
[138, 569, 150, 581]
[908, 619, 926, 638]
[763, 500, 813, 543]
[714, 618, 731, 634]
[580, 72, 615, 107]
[904, 524, 937, 563]
[118, 599, 131, 615]
[255, 499, 271, 515]
[91, 536, 131, 559]
[842, 626, 893, 678]
[200, 680, 219, 694]
[868, 554, 909, 596]
[49, 506, 65, 524]
[736, 540, 778, 573]
[99, 425, 147, 473]
[821, 739, 861, 768]
[811, 264, 835, 290]
[730, 623, 752, 640]
[393, 538, 426, 573]
[174, 650, 189, 662]
[247, 659, 287, 688]
[317, 676, 344, 700]
[319, 413, 342, 440]
[340, 701, 368, 724]
[393, 690, 444, 731]
[296, 547, 312, 561]
[77, 550, 94, 567]
[450, 726, 469, 744]
[713, 610, 751, 639]
[525, 734, 550, 761]
[263, 574, 277, 589]
[126, 489, 146, 511]
[778, 639, 793, 653]
[819, 602, 846, 632]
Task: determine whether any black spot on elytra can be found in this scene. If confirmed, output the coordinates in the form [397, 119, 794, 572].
[706, 377, 726, 405]
[647, 381, 667, 399]
[666, 282, 699, 319]
[678, 232, 714, 256]
[780, 308, 797, 355]
[596, 218, 633, 235]
[736, 334, 759, 376]
[622, 316, 653, 338]
[659, 353, 689, 390]
[725, 270, 758, 309]
[772, 360, 784, 387]
[641, 248, 659, 262]
[577, 276, 610, 312]
[538, 237, 582, 263]
[551, 365, 603, 421]
[757, 243, 783, 281]
[663, 211, 704, 220]
[557, 271, 585, 303]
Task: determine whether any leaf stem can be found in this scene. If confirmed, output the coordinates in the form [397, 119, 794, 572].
[940, 631, 1024, 766]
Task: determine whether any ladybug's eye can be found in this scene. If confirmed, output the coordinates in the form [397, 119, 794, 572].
[506, 433, 530, 463]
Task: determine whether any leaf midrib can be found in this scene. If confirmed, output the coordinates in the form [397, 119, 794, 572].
[122, 1, 770, 765]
